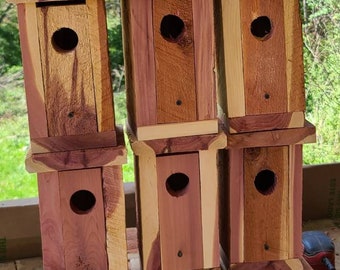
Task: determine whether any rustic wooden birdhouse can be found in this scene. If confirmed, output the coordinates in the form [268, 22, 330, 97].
[216, 0, 306, 134]
[121, 0, 218, 140]
[13, 0, 117, 153]
[130, 133, 225, 270]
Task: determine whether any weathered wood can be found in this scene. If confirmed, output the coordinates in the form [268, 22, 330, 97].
[16, 3, 48, 139]
[240, 0, 287, 115]
[153, 0, 197, 123]
[121, 0, 157, 130]
[59, 169, 107, 270]
[157, 153, 203, 270]
[244, 146, 289, 261]
[230, 258, 313, 270]
[229, 112, 304, 134]
[102, 166, 128, 270]
[136, 119, 218, 141]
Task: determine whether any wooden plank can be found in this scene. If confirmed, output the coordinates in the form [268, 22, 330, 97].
[37, 172, 65, 269]
[221, 0, 246, 118]
[157, 153, 203, 270]
[102, 167, 128, 270]
[229, 111, 304, 133]
[59, 169, 108, 270]
[37, 5, 97, 137]
[192, 0, 216, 120]
[284, 0, 305, 112]
[231, 258, 313, 270]
[244, 146, 289, 261]
[121, 0, 157, 129]
[289, 145, 303, 258]
[199, 150, 220, 268]
[137, 119, 218, 141]
[0, 262, 16, 270]
[153, 0, 197, 123]
[227, 121, 316, 149]
[240, 0, 287, 115]
[87, 0, 115, 132]
[130, 140, 160, 270]
[17, 3, 48, 139]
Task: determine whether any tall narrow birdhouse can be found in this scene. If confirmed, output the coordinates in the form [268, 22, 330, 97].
[216, 0, 306, 133]
[130, 134, 224, 270]
[13, 0, 116, 153]
[121, 0, 218, 140]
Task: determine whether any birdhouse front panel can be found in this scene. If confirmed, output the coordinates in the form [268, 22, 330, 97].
[122, 0, 216, 134]
[219, 0, 305, 133]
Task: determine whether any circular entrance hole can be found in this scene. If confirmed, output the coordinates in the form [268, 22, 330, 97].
[166, 173, 189, 197]
[70, 190, 96, 214]
[250, 16, 272, 40]
[160, 14, 185, 42]
[254, 169, 277, 195]
[52, 27, 79, 52]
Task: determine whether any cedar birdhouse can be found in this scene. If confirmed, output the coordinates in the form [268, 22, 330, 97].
[122, 0, 218, 140]
[13, 0, 116, 153]
[217, 0, 306, 134]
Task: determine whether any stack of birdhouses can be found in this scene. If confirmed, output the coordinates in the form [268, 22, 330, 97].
[121, 0, 224, 269]
[11, 0, 128, 268]
[216, 0, 316, 269]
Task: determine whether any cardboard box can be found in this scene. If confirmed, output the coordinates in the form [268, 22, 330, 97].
[303, 163, 340, 221]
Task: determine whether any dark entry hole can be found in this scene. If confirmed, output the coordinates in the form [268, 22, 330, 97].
[166, 173, 189, 197]
[52, 27, 79, 52]
[254, 169, 277, 195]
[70, 190, 96, 214]
[250, 16, 272, 40]
[160, 14, 185, 42]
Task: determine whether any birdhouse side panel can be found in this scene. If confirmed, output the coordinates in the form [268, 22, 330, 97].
[37, 5, 98, 137]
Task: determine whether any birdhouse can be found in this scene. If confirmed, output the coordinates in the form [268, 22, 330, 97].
[121, 0, 218, 140]
[219, 144, 314, 269]
[216, 0, 306, 134]
[13, 0, 116, 153]
[130, 133, 225, 270]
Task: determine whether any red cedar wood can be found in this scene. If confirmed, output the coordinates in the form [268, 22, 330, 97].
[102, 166, 128, 269]
[17, 3, 48, 139]
[157, 153, 203, 270]
[87, 0, 116, 132]
[121, 0, 157, 131]
[59, 169, 108, 270]
[37, 172, 65, 269]
[231, 258, 313, 270]
[240, 0, 288, 115]
[153, 0, 197, 123]
[244, 146, 289, 261]
[37, 5, 98, 137]
[192, 0, 216, 120]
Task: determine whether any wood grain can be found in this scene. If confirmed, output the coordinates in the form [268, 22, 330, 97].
[240, 0, 287, 115]
[59, 169, 108, 270]
[17, 3, 48, 139]
[102, 166, 128, 270]
[153, 0, 197, 123]
[37, 4, 97, 137]
[157, 153, 203, 270]
[244, 146, 289, 262]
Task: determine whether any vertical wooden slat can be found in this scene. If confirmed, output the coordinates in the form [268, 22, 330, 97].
[102, 166, 128, 269]
[192, 0, 216, 120]
[37, 5, 97, 136]
[283, 0, 305, 112]
[240, 0, 287, 115]
[17, 3, 48, 139]
[157, 153, 203, 270]
[38, 172, 65, 269]
[153, 0, 197, 123]
[199, 149, 220, 268]
[59, 169, 108, 270]
[221, 0, 246, 118]
[87, 0, 115, 132]
[121, 0, 157, 129]
[244, 146, 289, 262]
